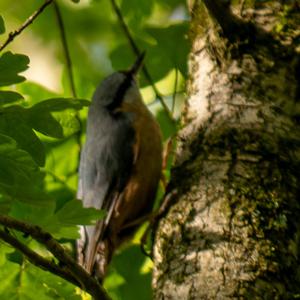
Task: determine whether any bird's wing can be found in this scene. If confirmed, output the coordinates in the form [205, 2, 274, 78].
[77, 113, 135, 273]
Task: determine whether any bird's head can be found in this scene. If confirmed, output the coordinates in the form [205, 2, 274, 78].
[92, 53, 145, 111]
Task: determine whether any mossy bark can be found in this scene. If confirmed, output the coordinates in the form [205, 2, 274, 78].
[153, 1, 300, 299]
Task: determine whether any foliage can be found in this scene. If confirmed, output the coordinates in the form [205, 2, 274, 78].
[0, 0, 189, 299]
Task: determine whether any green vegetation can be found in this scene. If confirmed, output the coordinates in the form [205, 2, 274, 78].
[0, 0, 189, 299]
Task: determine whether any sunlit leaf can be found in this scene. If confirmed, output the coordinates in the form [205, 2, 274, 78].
[21, 198, 105, 239]
[26, 98, 89, 138]
[23, 264, 80, 299]
[156, 109, 178, 140]
[44, 138, 78, 192]
[155, 0, 186, 10]
[0, 98, 88, 166]
[106, 245, 152, 300]
[0, 260, 19, 297]
[120, 0, 154, 25]
[9, 201, 56, 232]
[56, 199, 105, 226]
[52, 111, 82, 137]
[0, 244, 14, 266]
[0, 261, 80, 299]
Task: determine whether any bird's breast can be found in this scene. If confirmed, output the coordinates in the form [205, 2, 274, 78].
[108, 101, 163, 243]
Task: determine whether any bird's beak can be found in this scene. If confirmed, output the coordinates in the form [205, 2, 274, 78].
[129, 52, 145, 76]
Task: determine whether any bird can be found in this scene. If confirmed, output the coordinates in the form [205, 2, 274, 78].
[77, 53, 162, 280]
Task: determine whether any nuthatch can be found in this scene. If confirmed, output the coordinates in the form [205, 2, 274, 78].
[77, 54, 162, 280]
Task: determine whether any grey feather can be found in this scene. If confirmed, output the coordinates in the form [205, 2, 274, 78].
[77, 72, 135, 272]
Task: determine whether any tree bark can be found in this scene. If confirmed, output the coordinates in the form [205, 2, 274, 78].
[153, 1, 300, 299]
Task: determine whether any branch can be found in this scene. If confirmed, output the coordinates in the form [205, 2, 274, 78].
[0, 215, 111, 300]
[202, 0, 275, 47]
[0, 229, 79, 287]
[171, 68, 178, 114]
[53, 1, 77, 98]
[53, 1, 83, 171]
[0, 0, 54, 52]
[109, 0, 175, 122]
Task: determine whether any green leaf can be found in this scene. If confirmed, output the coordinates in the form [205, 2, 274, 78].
[0, 52, 29, 87]
[51, 225, 80, 239]
[7, 184, 52, 206]
[0, 261, 80, 299]
[55, 199, 105, 226]
[0, 195, 11, 214]
[25, 197, 105, 239]
[145, 23, 190, 78]
[0, 244, 14, 266]
[110, 23, 189, 85]
[0, 90, 24, 106]
[156, 109, 178, 141]
[106, 245, 152, 300]
[156, 0, 185, 10]
[0, 134, 40, 186]
[44, 138, 78, 192]
[26, 98, 89, 138]
[0, 134, 51, 205]
[0, 106, 45, 166]
[25, 265, 81, 299]
[0, 98, 88, 165]
[31, 98, 89, 112]
[120, 0, 154, 23]
[71, 0, 80, 2]
[27, 110, 64, 138]
[0, 16, 5, 34]
[0, 261, 19, 297]
[9, 201, 56, 231]
[110, 46, 138, 75]
[52, 111, 82, 137]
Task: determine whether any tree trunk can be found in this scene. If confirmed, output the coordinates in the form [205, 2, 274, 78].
[152, 1, 300, 299]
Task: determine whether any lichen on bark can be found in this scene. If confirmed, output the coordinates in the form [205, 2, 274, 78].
[152, 1, 300, 299]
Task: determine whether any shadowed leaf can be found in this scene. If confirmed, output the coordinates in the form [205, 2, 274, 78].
[0, 52, 29, 87]
[0, 91, 23, 106]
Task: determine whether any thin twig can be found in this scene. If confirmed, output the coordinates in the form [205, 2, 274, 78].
[240, 0, 246, 16]
[0, 229, 80, 287]
[109, 0, 175, 122]
[53, 1, 77, 98]
[53, 0, 83, 171]
[0, 0, 54, 52]
[171, 68, 178, 114]
[147, 89, 185, 108]
[42, 169, 73, 189]
[0, 215, 111, 300]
